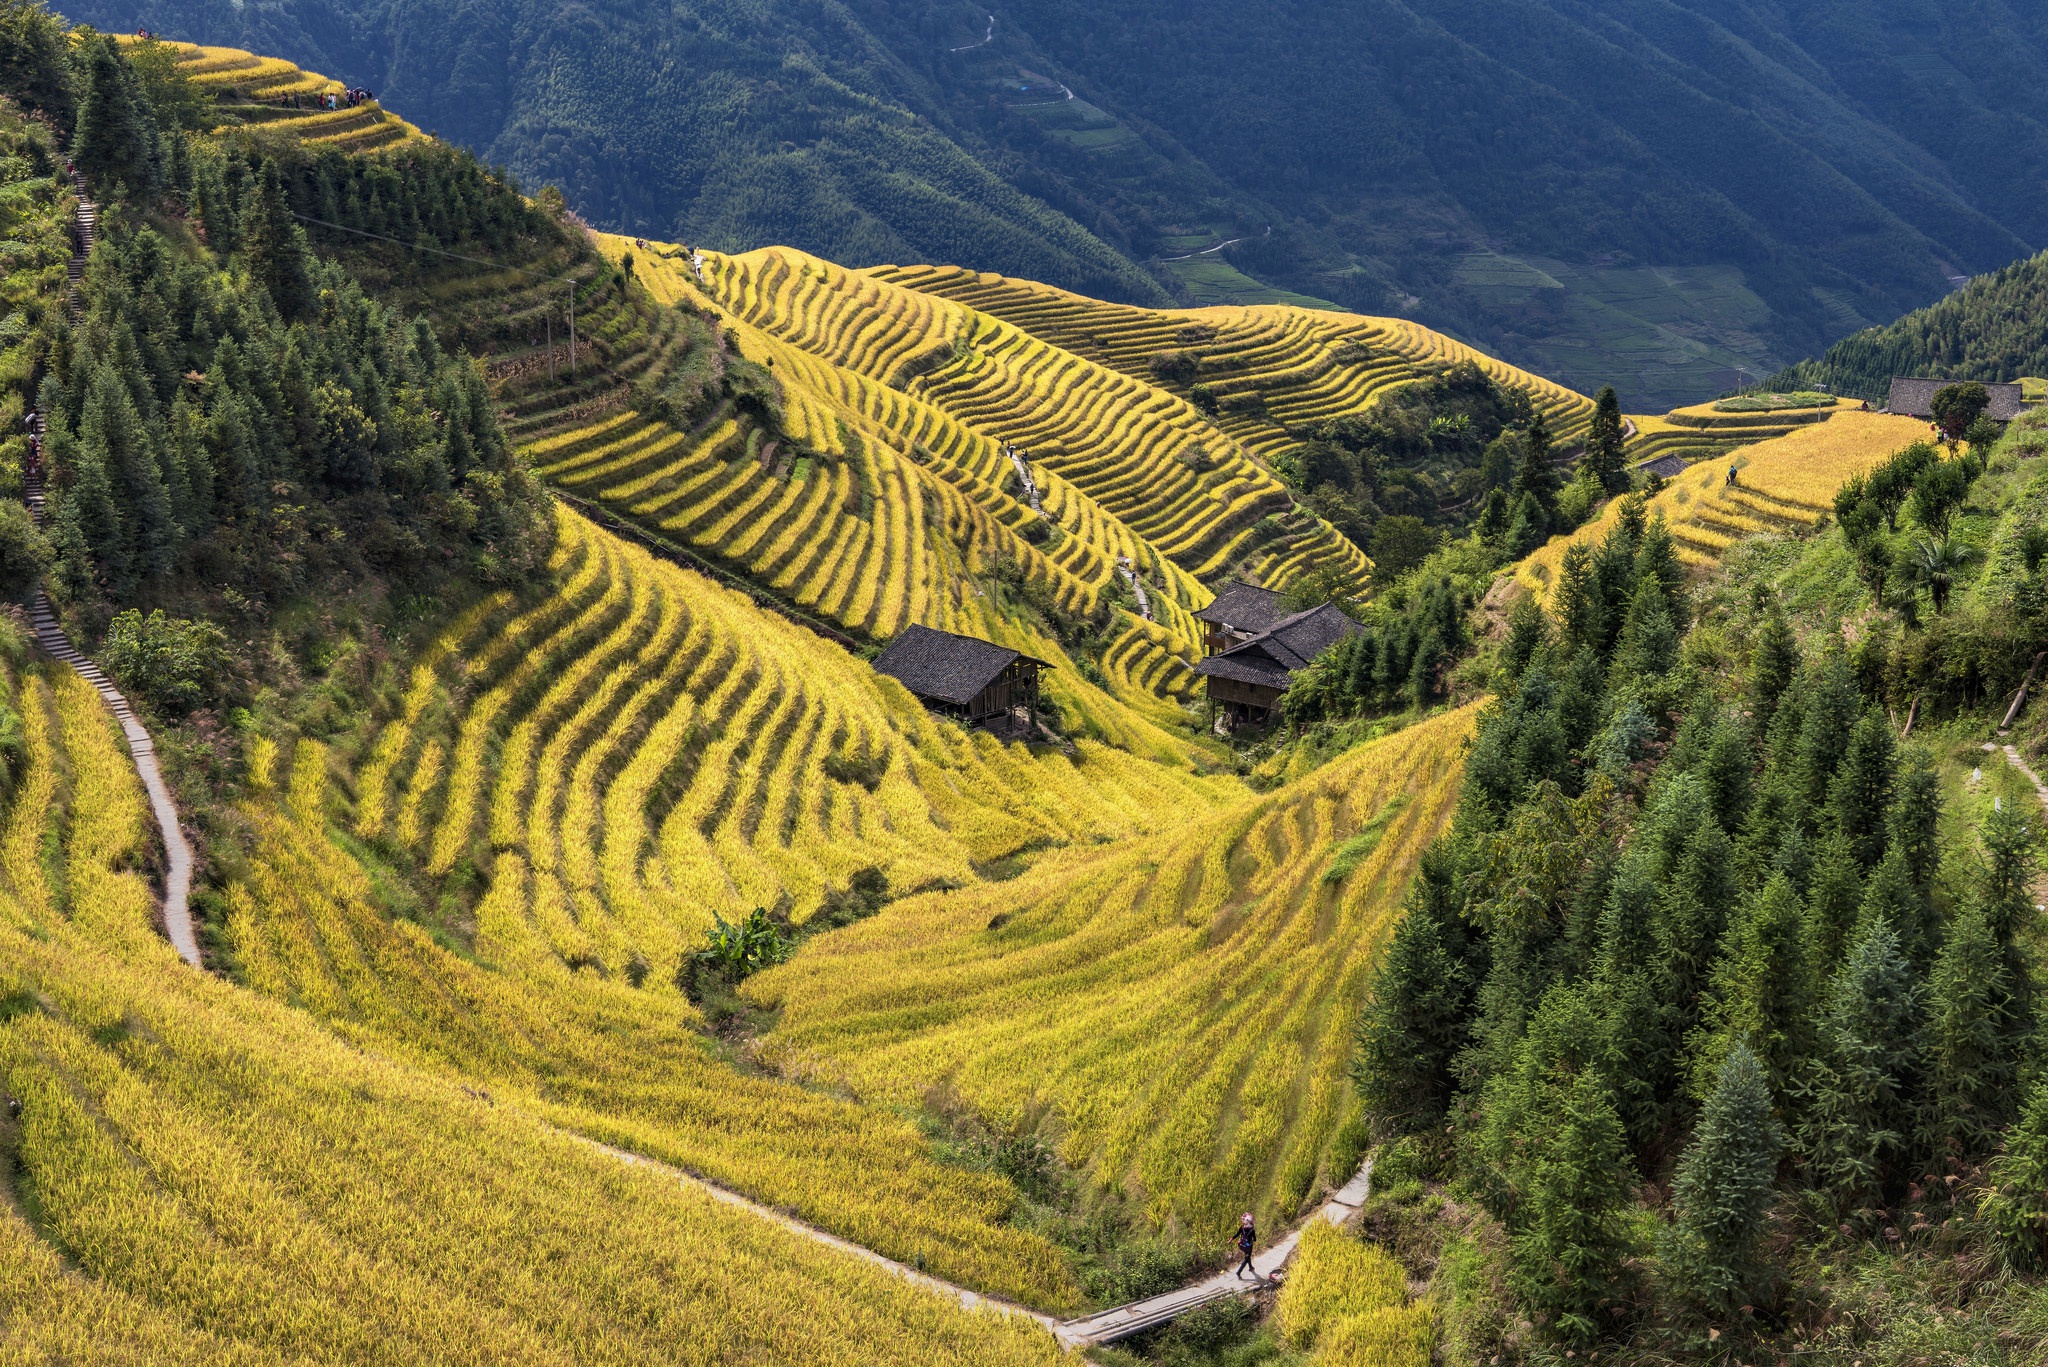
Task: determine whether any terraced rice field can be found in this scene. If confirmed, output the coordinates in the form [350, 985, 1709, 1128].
[1623, 397, 1847, 468]
[125, 40, 422, 151]
[0, 654, 1079, 1351]
[872, 264, 1595, 462]
[354, 507, 1237, 948]
[601, 237, 1206, 642]
[754, 704, 1478, 1241]
[694, 247, 1374, 596]
[1518, 410, 1928, 589]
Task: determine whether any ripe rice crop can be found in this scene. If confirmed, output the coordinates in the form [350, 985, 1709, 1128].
[697, 245, 1372, 598]
[123, 39, 423, 147]
[0, 738, 1075, 1358]
[876, 265, 1594, 459]
[1518, 410, 1927, 592]
[1277, 1222, 1431, 1367]
[373, 507, 1235, 941]
[595, 236, 1235, 711]
[753, 705, 1478, 1240]
[225, 739, 1087, 1308]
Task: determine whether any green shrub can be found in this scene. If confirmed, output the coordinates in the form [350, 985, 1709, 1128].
[101, 608, 230, 715]
[0, 499, 47, 601]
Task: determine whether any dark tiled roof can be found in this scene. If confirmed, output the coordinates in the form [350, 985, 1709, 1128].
[1194, 582, 1289, 632]
[871, 624, 1050, 706]
[1635, 453, 1690, 478]
[1195, 652, 1291, 689]
[1193, 602, 1364, 687]
[1886, 377, 2026, 422]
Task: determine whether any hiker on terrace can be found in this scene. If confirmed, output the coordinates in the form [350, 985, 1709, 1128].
[1233, 1213, 1256, 1279]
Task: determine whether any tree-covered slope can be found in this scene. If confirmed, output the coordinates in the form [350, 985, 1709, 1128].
[65, 0, 2048, 409]
[1773, 248, 2048, 401]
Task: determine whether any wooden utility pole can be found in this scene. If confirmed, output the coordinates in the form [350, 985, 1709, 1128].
[568, 288, 576, 378]
[547, 311, 555, 382]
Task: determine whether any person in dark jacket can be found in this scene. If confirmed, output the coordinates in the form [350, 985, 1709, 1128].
[1233, 1213, 1256, 1278]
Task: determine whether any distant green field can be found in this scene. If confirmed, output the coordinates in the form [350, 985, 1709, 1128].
[1164, 254, 1339, 309]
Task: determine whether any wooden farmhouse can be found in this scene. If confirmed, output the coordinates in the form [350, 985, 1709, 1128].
[871, 624, 1050, 725]
[1885, 377, 2027, 422]
[1192, 601, 1364, 726]
[1194, 582, 1290, 656]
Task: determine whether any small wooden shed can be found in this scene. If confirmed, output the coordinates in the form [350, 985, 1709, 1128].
[871, 624, 1051, 724]
[1192, 601, 1364, 726]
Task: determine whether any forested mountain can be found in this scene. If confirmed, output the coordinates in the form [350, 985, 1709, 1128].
[62, 0, 2048, 409]
[1774, 247, 2048, 401]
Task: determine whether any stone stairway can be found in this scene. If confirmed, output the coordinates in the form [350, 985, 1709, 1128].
[19, 172, 199, 969]
[65, 165, 93, 322]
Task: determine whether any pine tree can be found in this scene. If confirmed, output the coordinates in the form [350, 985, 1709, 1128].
[1510, 1067, 1634, 1346]
[1978, 801, 2038, 1066]
[1586, 386, 1627, 491]
[1794, 917, 1924, 1217]
[1515, 413, 1556, 511]
[238, 159, 314, 320]
[1354, 842, 1476, 1133]
[1696, 874, 1817, 1096]
[1632, 515, 1689, 631]
[1553, 541, 1604, 657]
[1980, 1079, 2048, 1272]
[1665, 1043, 1784, 1314]
[1475, 486, 1509, 541]
[73, 36, 161, 194]
[55, 418, 127, 593]
[1795, 654, 1861, 812]
[1609, 574, 1678, 686]
[1500, 594, 1548, 684]
[1655, 810, 1738, 1076]
[1856, 844, 1931, 970]
[1747, 603, 1799, 740]
[1923, 901, 2016, 1159]
[1827, 709, 1896, 869]
[1886, 749, 1941, 899]
[79, 361, 174, 579]
[1505, 490, 1548, 558]
[1802, 829, 1863, 970]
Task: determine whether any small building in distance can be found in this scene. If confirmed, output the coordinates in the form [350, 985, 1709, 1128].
[1885, 377, 2027, 422]
[871, 624, 1050, 726]
[1194, 582, 1290, 657]
[1193, 601, 1364, 727]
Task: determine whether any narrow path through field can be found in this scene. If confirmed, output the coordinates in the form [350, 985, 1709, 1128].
[1055, 1161, 1373, 1348]
[23, 168, 199, 968]
[572, 1114, 1370, 1351]
[566, 1129, 1057, 1330]
[1987, 741, 2048, 821]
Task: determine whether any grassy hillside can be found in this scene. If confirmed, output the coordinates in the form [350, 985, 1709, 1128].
[75, 0, 2048, 407]
[757, 705, 1477, 1243]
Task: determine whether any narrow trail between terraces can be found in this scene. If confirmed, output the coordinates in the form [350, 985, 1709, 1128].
[572, 1116, 1371, 1350]
[25, 167, 199, 968]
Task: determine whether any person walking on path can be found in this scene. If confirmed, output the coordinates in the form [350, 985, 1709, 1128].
[1233, 1213, 1257, 1279]
[1726, 463, 1739, 487]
